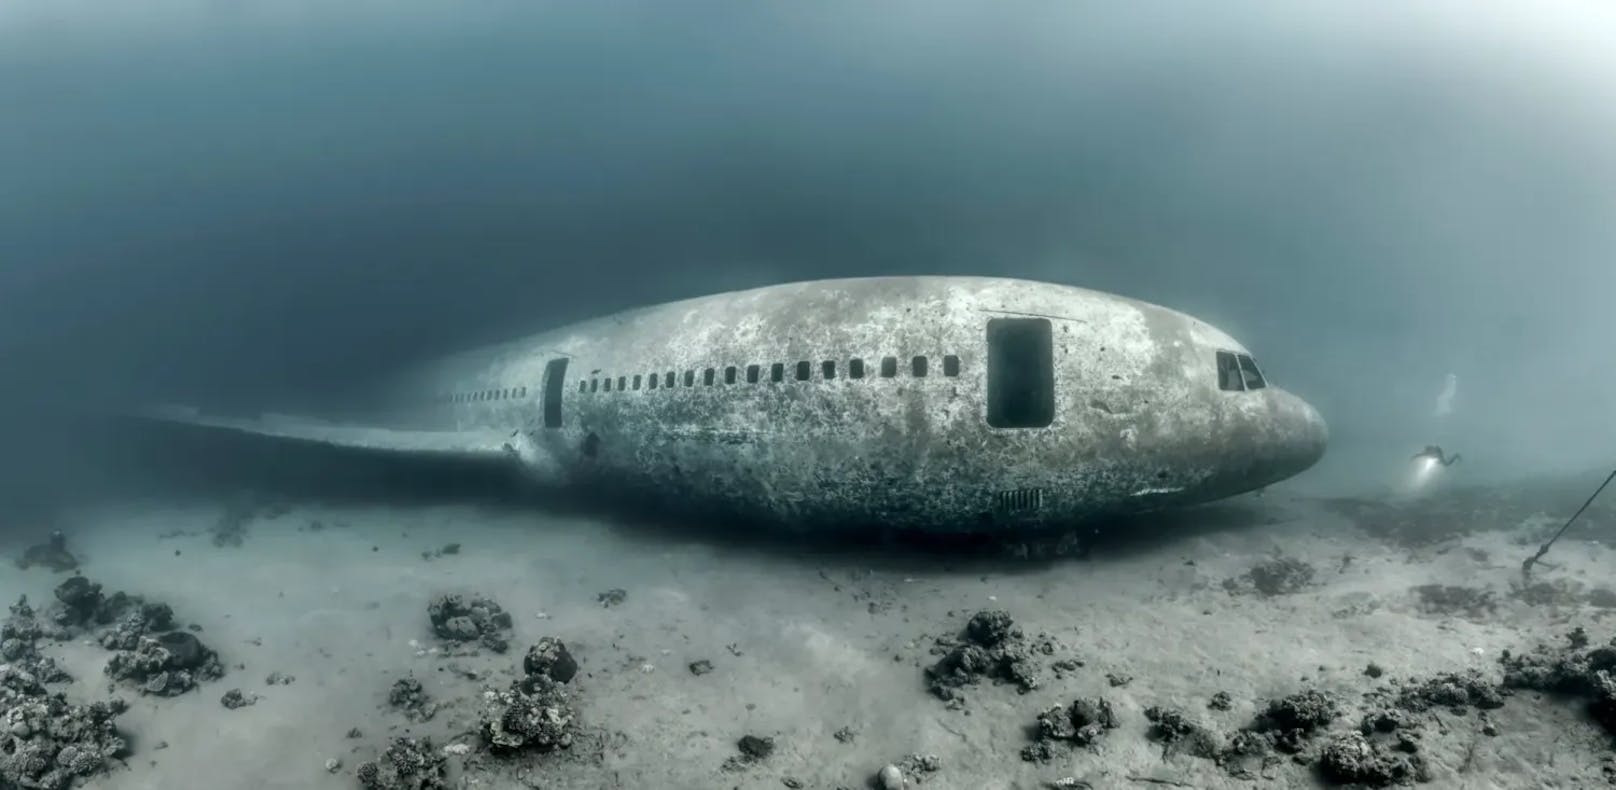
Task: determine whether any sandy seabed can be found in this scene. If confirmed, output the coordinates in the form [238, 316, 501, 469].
[3, 472, 1615, 790]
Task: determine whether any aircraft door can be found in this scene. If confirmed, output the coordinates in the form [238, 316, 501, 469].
[986, 318, 1055, 428]
[543, 358, 568, 428]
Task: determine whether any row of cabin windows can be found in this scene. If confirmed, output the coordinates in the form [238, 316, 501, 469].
[438, 386, 527, 405]
[1215, 350, 1268, 392]
[577, 354, 961, 394]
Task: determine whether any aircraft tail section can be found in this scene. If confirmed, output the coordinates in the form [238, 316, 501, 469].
[128, 405, 516, 464]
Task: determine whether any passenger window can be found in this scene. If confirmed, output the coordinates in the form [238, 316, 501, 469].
[591, 379, 599, 393]
[796, 361, 811, 381]
[647, 373, 657, 390]
[943, 355, 960, 377]
[822, 360, 836, 379]
[912, 356, 928, 377]
[746, 364, 760, 383]
[603, 378, 611, 392]
[1216, 351, 1244, 391]
[770, 363, 784, 383]
[579, 381, 586, 393]
[633, 374, 642, 390]
[665, 372, 674, 388]
[849, 358, 864, 379]
[703, 368, 715, 386]
[1237, 354, 1267, 390]
[617, 376, 626, 391]
[724, 366, 737, 384]
[685, 370, 695, 387]
[987, 318, 1055, 429]
[880, 357, 898, 377]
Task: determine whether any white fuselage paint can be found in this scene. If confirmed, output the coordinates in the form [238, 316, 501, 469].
[337, 276, 1327, 532]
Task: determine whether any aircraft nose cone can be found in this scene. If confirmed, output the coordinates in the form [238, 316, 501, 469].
[1280, 390, 1328, 472]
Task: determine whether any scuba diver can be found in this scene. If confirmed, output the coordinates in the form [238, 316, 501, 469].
[1412, 445, 1461, 467]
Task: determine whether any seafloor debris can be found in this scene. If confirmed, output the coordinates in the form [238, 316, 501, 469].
[1224, 556, 1316, 596]
[876, 753, 940, 786]
[1144, 705, 1221, 759]
[688, 659, 714, 676]
[0, 687, 129, 790]
[481, 675, 575, 753]
[1410, 584, 1496, 619]
[1, 598, 71, 686]
[721, 734, 776, 771]
[220, 688, 257, 709]
[1390, 671, 1504, 714]
[34, 576, 227, 696]
[596, 588, 627, 608]
[427, 593, 513, 654]
[1253, 689, 1341, 754]
[1208, 691, 1233, 711]
[1319, 732, 1428, 787]
[1499, 629, 1616, 738]
[356, 736, 447, 790]
[265, 671, 295, 686]
[105, 630, 225, 696]
[388, 677, 438, 723]
[1021, 698, 1119, 762]
[50, 577, 104, 629]
[480, 638, 578, 753]
[1074, 630, 1616, 786]
[14, 531, 78, 573]
[522, 637, 578, 684]
[925, 610, 1058, 707]
[2, 597, 129, 790]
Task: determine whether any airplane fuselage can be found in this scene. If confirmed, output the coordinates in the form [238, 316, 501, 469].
[367, 276, 1327, 531]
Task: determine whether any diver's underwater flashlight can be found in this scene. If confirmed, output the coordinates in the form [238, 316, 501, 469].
[1410, 454, 1440, 488]
[1407, 445, 1459, 491]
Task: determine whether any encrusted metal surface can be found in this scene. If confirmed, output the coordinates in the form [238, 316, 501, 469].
[342, 275, 1331, 531]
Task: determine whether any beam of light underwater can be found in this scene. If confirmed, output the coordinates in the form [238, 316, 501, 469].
[1409, 455, 1441, 491]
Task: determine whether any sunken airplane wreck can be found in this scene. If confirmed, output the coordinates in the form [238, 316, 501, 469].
[141, 276, 1327, 531]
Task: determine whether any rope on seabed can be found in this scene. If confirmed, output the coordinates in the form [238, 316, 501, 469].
[1521, 467, 1616, 578]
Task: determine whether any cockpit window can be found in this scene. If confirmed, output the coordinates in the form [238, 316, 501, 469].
[1237, 354, 1267, 390]
[1216, 351, 1244, 391]
[1217, 350, 1268, 391]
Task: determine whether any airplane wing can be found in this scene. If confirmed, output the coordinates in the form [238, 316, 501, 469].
[131, 404, 517, 464]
